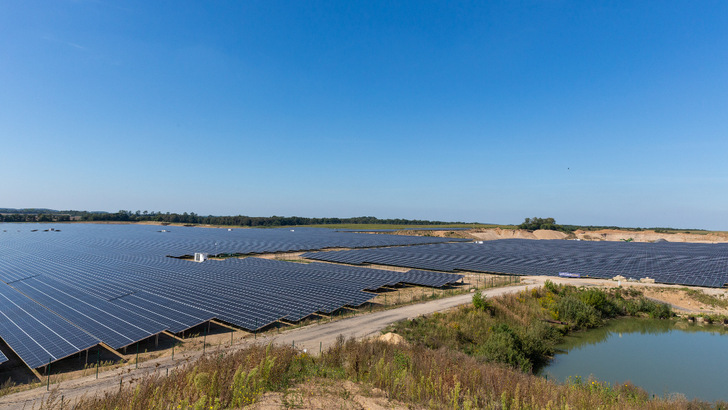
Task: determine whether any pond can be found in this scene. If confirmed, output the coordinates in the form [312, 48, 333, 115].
[539, 318, 728, 402]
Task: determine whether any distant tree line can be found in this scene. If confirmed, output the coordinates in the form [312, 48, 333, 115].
[0, 213, 71, 222]
[59, 210, 459, 227]
[0, 208, 707, 232]
[0, 208, 57, 215]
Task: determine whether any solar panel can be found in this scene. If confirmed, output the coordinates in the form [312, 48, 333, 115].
[110, 291, 215, 334]
[0, 350, 7, 365]
[0, 224, 466, 336]
[303, 239, 728, 288]
[4, 224, 467, 259]
[11, 277, 167, 350]
[4, 222, 724, 372]
[0, 282, 99, 369]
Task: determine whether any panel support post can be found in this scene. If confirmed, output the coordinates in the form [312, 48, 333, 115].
[46, 357, 51, 391]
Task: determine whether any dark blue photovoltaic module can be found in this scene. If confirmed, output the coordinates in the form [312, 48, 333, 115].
[303, 239, 728, 288]
[0, 223, 466, 369]
[0, 282, 100, 369]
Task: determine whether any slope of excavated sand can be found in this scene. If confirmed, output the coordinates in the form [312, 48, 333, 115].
[532, 229, 568, 240]
[388, 227, 726, 243]
[471, 228, 534, 240]
[470, 228, 566, 241]
[573, 229, 728, 243]
[462, 228, 727, 243]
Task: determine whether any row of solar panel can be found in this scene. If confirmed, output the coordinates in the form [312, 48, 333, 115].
[0, 224, 465, 369]
[0, 282, 99, 369]
[0, 240, 463, 306]
[0, 224, 468, 259]
[1, 250, 461, 330]
[303, 240, 728, 288]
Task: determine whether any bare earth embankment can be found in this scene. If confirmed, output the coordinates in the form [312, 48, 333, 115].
[397, 227, 728, 243]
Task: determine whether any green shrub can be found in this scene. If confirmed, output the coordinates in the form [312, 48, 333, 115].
[544, 279, 559, 294]
[520, 320, 561, 368]
[579, 288, 620, 318]
[476, 324, 531, 372]
[648, 302, 672, 319]
[472, 291, 491, 312]
[556, 295, 602, 329]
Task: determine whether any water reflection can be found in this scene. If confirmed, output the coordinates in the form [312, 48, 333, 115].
[540, 318, 728, 402]
[554, 318, 727, 351]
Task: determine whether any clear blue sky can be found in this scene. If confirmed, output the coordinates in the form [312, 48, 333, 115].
[2, 1, 727, 229]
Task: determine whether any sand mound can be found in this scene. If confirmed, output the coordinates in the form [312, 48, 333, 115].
[378, 332, 407, 345]
[471, 228, 538, 240]
[532, 229, 568, 240]
[573, 229, 728, 243]
[469, 228, 569, 241]
[470, 230, 502, 240]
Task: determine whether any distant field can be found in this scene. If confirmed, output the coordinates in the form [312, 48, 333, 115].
[166, 223, 511, 230]
[293, 223, 505, 230]
[47, 221, 513, 231]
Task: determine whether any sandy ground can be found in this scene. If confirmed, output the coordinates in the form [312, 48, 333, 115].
[468, 228, 568, 240]
[397, 227, 728, 243]
[640, 287, 728, 315]
[250, 378, 410, 409]
[572, 229, 728, 243]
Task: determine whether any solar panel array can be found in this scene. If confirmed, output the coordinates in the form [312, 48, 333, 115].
[0, 224, 466, 259]
[0, 282, 99, 369]
[337, 227, 470, 233]
[0, 223, 464, 369]
[303, 239, 728, 288]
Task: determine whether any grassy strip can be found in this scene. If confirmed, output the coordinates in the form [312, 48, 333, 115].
[67, 338, 722, 409]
